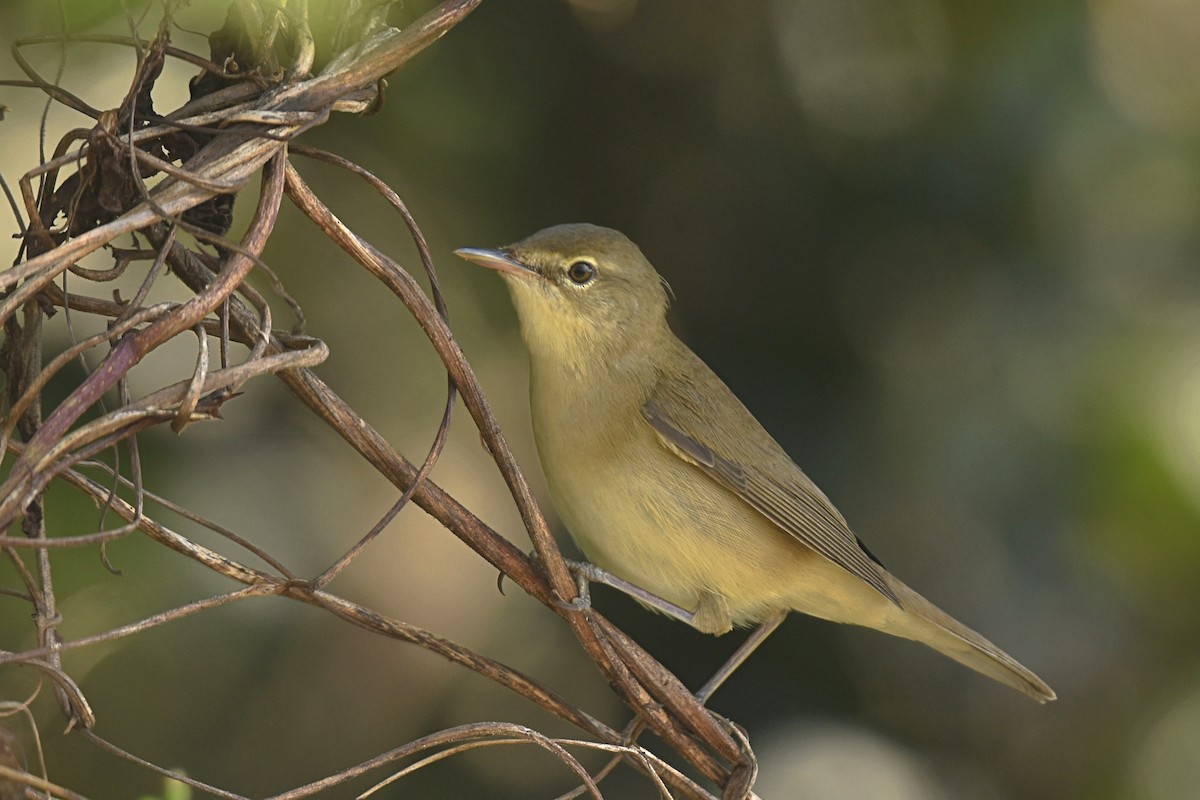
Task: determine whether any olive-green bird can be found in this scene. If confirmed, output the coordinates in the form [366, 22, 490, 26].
[456, 223, 1055, 703]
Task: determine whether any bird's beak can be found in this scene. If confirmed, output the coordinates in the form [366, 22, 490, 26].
[453, 247, 537, 278]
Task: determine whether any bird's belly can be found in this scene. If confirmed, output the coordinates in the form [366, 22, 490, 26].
[542, 429, 813, 628]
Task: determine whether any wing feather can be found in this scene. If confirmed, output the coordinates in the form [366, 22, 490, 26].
[642, 397, 900, 606]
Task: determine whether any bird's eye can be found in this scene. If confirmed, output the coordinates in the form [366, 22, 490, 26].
[566, 260, 596, 285]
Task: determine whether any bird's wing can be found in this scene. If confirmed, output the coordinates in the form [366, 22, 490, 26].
[642, 397, 900, 606]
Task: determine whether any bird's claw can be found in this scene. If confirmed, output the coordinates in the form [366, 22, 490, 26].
[523, 550, 595, 613]
[554, 559, 594, 613]
[553, 593, 591, 613]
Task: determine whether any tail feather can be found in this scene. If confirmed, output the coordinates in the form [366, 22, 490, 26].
[882, 575, 1056, 703]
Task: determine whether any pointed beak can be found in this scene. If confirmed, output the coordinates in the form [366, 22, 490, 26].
[453, 247, 538, 278]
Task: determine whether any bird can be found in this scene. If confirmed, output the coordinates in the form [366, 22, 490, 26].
[455, 223, 1055, 703]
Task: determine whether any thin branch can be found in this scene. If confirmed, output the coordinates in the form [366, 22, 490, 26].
[0, 152, 289, 527]
[357, 731, 605, 800]
[10, 658, 95, 730]
[79, 731, 251, 800]
[280, 165, 743, 776]
[0, 765, 92, 800]
[268, 722, 600, 800]
[0, 587, 272, 668]
[9, 450, 621, 747]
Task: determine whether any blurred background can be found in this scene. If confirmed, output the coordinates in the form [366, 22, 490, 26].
[2, 0, 1199, 798]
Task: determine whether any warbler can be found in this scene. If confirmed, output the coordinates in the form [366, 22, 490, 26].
[456, 224, 1054, 703]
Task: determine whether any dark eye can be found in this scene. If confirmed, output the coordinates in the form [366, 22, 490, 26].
[566, 260, 596, 285]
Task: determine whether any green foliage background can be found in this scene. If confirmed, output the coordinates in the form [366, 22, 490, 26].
[2, 0, 1198, 798]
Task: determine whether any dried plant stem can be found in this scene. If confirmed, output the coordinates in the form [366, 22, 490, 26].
[0, 1, 761, 796]
[280, 164, 745, 778]
[0, 765, 93, 800]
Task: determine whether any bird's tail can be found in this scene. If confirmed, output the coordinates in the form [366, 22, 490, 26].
[880, 574, 1056, 703]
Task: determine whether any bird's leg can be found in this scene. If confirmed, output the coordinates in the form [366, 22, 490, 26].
[563, 559, 699, 626]
[603, 612, 786, 772]
[551, 558, 781, 703]
[695, 609, 787, 705]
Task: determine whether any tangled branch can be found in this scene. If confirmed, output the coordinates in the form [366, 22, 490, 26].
[0, 1, 758, 797]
